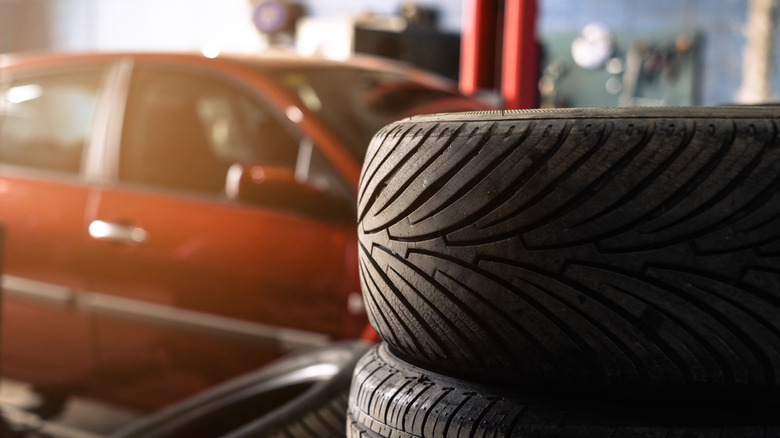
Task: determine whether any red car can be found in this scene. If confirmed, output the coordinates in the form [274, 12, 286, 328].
[0, 52, 489, 411]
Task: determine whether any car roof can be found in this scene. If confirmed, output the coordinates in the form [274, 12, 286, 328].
[0, 50, 340, 66]
[0, 50, 454, 86]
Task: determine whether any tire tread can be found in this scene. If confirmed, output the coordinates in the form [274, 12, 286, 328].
[347, 344, 780, 438]
[357, 108, 780, 399]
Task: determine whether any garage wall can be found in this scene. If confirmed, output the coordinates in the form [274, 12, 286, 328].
[0, 0, 775, 105]
[0, 0, 265, 54]
[86, 0, 264, 52]
[304, 0, 766, 105]
[301, 0, 464, 32]
[0, 0, 56, 53]
[538, 0, 755, 105]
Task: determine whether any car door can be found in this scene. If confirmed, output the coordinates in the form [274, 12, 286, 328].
[0, 63, 108, 387]
[85, 61, 359, 406]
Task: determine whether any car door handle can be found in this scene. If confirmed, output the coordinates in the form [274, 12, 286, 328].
[89, 220, 148, 245]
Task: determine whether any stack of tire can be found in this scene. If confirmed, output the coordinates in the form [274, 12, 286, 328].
[349, 107, 780, 437]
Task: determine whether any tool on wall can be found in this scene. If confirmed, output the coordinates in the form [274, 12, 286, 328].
[540, 26, 697, 108]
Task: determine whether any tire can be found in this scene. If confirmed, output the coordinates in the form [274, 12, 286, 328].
[347, 343, 780, 438]
[108, 341, 370, 438]
[357, 107, 780, 401]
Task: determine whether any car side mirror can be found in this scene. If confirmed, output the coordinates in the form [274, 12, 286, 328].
[225, 164, 354, 223]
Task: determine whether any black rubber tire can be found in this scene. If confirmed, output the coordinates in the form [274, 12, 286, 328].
[108, 341, 370, 438]
[347, 343, 780, 438]
[357, 107, 780, 401]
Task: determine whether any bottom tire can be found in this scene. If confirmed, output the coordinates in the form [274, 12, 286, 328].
[348, 343, 780, 438]
[109, 341, 370, 438]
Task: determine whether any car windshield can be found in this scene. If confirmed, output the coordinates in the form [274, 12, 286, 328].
[263, 66, 466, 162]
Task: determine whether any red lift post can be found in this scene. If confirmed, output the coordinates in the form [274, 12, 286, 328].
[502, 0, 538, 109]
[459, 0, 538, 109]
[459, 0, 498, 96]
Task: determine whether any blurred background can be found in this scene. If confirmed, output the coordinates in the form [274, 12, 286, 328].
[1, 0, 779, 435]
[1, 0, 778, 108]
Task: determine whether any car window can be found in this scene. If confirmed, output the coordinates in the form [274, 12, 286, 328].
[119, 64, 300, 195]
[265, 68, 466, 162]
[0, 67, 105, 175]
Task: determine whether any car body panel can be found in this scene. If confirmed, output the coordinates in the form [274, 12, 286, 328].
[86, 187, 355, 333]
[0, 175, 96, 391]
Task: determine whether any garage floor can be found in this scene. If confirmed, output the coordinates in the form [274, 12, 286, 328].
[1, 378, 141, 436]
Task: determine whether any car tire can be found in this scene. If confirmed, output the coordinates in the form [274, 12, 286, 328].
[348, 343, 780, 438]
[108, 341, 370, 438]
[357, 107, 780, 401]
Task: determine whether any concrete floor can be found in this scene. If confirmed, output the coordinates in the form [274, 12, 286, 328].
[1, 378, 142, 437]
